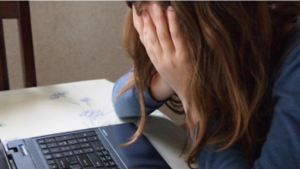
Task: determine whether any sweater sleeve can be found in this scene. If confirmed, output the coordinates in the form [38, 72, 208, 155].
[112, 68, 165, 119]
[197, 42, 300, 168]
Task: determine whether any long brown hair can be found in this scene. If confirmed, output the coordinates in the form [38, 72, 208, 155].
[119, 1, 300, 168]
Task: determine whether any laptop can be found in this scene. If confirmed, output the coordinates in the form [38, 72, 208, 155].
[0, 123, 171, 169]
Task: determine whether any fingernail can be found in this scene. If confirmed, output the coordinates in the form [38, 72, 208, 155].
[168, 6, 174, 12]
[153, 3, 159, 11]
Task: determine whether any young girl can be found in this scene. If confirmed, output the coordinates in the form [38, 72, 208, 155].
[112, 1, 300, 168]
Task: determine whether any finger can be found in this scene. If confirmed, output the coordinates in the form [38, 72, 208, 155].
[143, 24, 158, 65]
[167, 6, 184, 53]
[152, 3, 175, 53]
[132, 5, 144, 44]
[143, 10, 163, 59]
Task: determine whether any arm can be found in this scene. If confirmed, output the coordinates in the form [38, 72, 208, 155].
[197, 42, 300, 169]
[112, 68, 168, 119]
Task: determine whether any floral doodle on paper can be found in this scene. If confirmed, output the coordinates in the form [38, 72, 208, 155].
[79, 109, 108, 127]
[50, 92, 85, 110]
[80, 97, 92, 105]
[50, 92, 110, 127]
[50, 92, 68, 99]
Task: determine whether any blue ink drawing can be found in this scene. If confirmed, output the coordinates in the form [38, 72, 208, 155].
[80, 98, 92, 104]
[79, 109, 108, 118]
[50, 92, 68, 100]
[50, 92, 112, 127]
[50, 91, 85, 110]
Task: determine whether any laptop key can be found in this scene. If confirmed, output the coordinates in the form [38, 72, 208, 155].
[47, 159, 56, 164]
[53, 152, 64, 158]
[61, 146, 71, 151]
[63, 151, 74, 157]
[102, 150, 109, 155]
[68, 139, 78, 144]
[56, 134, 75, 142]
[104, 161, 110, 167]
[109, 161, 116, 166]
[56, 158, 70, 169]
[96, 151, 104, 156]
[37, 139, 45, 144]
[74, 149, 85, 155]
[91, 141, 105, 151]
[84, 147, 94, 153]
[78, 138, 88, 143]
[105, 155, 112, 160]
[100, 156, 107, 162]
[83, 167, 97, 169]
[66, 156, 78, 165]
[70, 164, 82, 169]
[50, 147, 61, 153]
[81, 143, 91, 148]
[77, 154, 92, 167]
[87, 153, 104, 167]
[45, 154, 53, 160]
[71, 144, 82, 150]
[87, 136, 98, 142]
[47, 143, 58, 148]
[49, 164, 59, 169]
[40, 144, 48, 149]
[42, 149, 51, 154]
[75, 131, 96, 138]
[45, 138, 56, 143]
[58, 141, 68, 146]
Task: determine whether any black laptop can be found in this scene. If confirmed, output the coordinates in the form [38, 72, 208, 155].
[0, 123, 171, 169]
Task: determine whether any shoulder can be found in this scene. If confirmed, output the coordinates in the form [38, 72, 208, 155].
[273, 25, 300, 107]
[276, 23, 300, 78]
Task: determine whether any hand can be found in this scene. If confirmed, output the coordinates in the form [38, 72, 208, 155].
[135, 3, 192, 103]
[132, 4, 175, 102]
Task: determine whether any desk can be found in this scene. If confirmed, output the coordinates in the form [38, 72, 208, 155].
[0, 79, 189, 169]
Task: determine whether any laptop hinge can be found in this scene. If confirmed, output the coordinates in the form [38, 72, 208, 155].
[0, 139, 14, 169]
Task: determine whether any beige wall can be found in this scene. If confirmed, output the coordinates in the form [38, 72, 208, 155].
[3, 1, 185, 125]
[5, 1, 132, 89]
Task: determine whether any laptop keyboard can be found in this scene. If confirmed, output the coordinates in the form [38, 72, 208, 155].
[36, 131, 119, 169]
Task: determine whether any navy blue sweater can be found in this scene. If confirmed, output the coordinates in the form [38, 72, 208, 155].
[112, 24, 300, 168]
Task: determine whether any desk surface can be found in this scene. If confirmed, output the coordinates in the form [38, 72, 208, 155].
[0, 79, 189, 169]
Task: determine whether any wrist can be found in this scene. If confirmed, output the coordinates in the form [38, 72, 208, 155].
[149, 74, 175, 101]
